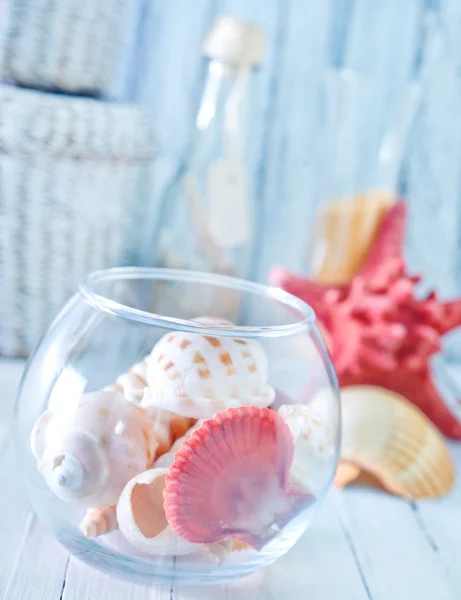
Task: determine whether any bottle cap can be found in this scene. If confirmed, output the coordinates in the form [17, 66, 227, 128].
[203, 15, 264, 67]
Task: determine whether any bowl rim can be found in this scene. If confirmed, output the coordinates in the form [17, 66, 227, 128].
[79, 267, 316, 338]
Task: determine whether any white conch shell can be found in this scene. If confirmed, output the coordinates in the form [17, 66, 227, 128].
[145, 328, 275, 419]
[81, 421, 201, 540]
[30, 390, 156, 506]
[337, 386, 455, 499]
[80, 505, 118, 539]
[278, 404, 336, 496]
[117, 467, 197, 556]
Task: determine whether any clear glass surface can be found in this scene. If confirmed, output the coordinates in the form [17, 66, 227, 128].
[154, 59, 255, 280]
[308, 68, 420, 284]
[16, 268, 340, 586]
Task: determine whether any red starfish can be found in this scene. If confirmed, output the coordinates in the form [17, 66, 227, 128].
[270, 201, 461, 439]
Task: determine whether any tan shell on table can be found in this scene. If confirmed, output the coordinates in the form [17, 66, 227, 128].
[338, 386, 455, 499]
[334, 461, 362, 488]
[30, 390, 155, 507]
[145, 328, 275, 419]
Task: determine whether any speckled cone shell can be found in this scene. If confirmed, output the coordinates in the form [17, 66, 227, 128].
[145, 330, 275, 419]
[278, 404, 336, 496]
[337, 386, 455, 499]
[30, 390, 155, 507]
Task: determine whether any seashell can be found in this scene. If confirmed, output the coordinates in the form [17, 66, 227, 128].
[107, 357, 195, 457]
[278, 404, 336, 496]
[112, 358, 149, 405]
[79, 421, 200, 541]
[334, 461, 362, 488]
[142, 390, 195, 458]
[145, 328, 275, 419]
[338, 386, 455, 499]
[232, 539, 251, 552]
[30, 389, 156, 506]
[207, 539, 234, 564]
[80, 505, 118, 539]
[116, 467, 197, 556]
[153, 421, 203, 469]
[164, 407, 312, 550]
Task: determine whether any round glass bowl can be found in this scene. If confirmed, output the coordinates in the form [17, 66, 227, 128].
[16, 268, 340, 586]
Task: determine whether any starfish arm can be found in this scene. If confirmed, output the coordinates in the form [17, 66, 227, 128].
[359, 201, 406, 279]
[439, 300, 461, 335]
[269, 266, 343, 323]
[413, 374, 461, 439]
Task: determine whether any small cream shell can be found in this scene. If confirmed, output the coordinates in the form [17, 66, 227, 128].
[278, 404, 336, 496]
[338, 386, 455, 499]
[80, 505, 118, 539]
[117, 468, 197, 556]
[145, 330, 274, 419]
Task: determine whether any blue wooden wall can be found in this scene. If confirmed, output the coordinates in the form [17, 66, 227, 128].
[111, 0, 461, 307]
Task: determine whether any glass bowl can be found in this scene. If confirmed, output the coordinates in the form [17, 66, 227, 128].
[16, 268, 340, 586]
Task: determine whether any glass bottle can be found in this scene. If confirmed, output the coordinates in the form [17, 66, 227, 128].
[154, 16, 264, 285]
[308, 68, 421, 285]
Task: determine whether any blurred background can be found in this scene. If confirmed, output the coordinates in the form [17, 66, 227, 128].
[1, 0, 461, 357]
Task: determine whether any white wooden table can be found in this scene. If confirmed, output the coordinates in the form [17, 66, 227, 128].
[1, 359, 460, 600]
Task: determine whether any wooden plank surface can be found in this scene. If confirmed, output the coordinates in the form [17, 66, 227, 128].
[2, 359, 461, 599]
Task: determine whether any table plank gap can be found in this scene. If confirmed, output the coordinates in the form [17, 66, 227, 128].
[333, 486, 459, 600]
[4, 518, 69, 600]
[408, 441, 461, 592]
[0, 448, 37, 592]
[333, 493, 373, 600]
[61, 557, 170, 600]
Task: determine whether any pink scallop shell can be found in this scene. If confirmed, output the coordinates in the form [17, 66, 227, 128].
[164, 407, 312, 550]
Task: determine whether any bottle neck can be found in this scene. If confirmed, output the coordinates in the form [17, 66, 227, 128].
[196, 59, 251, 159]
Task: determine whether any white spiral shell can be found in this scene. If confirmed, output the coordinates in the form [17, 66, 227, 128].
[145, 330, 275, 419]
[30, 389, 156, 507]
